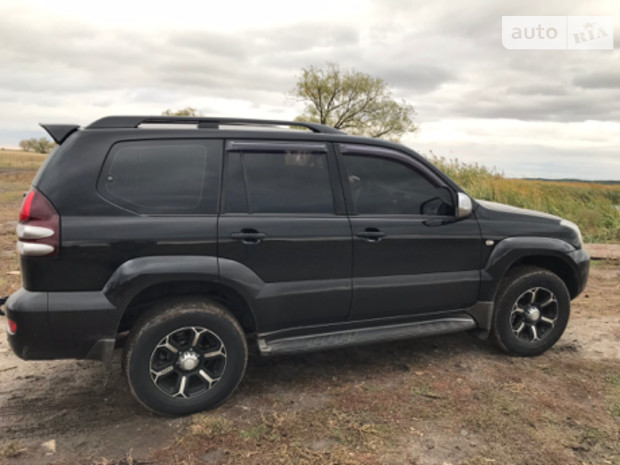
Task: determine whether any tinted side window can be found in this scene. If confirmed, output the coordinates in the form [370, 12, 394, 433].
[223, 152, 248, 213]
[223, 150, 334, 214]
[342, 155, 454, 215]
[99, 140, 221, 214]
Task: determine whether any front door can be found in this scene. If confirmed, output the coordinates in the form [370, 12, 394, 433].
[337, 144, 482, 320]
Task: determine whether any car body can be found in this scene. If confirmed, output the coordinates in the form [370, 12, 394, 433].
[2, 116, 589, 414]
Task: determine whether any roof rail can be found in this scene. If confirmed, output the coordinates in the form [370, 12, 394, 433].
[87, 116, 345, 134]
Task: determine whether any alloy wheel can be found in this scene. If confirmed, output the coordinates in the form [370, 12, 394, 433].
[510, 287, 559, 343]
[149, 326, 227, 399]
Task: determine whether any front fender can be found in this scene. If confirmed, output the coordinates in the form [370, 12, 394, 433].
[480, 236, 577, 301]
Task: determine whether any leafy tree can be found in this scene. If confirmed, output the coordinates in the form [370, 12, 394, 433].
[19, 137, 54, 153]
[291, 63, 417, 141]
[35, 138, 55, 153]
[162, 107, 202, 117]
[19, 139, 33, 152]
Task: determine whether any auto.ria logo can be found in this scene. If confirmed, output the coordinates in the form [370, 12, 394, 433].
[502, 16, 614, 50]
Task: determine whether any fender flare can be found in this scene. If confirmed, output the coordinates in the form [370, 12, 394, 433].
[479, 236, 578, 302]
[103, 256, 266, 330]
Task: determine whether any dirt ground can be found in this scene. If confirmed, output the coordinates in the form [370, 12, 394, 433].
[0, 256, 618, 465]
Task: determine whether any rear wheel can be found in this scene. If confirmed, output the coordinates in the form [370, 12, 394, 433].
[124, 297, 247, 415]
[491, 267, 570, 357]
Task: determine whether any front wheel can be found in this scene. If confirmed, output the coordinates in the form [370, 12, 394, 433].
[491, 267, 571, 357]
[124, 298, 248, 415]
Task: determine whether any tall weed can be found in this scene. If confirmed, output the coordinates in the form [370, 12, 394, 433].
[427, 154, 620, 243]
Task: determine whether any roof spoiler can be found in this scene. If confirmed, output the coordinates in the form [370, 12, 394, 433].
[39, 123, 79, 144]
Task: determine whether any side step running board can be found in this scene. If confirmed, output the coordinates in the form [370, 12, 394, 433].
[257, 317, 477, 356]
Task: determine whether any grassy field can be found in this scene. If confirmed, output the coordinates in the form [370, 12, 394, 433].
[0, 150, 47, 294]
[0, 150, 47, 212]
[429, 155, 620, 243]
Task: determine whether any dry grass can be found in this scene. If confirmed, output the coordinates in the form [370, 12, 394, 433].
[429, 154, 620, 243]
[0, 149, 47, 172]
[0, 152, 39, 295]
[90, 453, 139, 465]
[160, 404, 393, 465]
[0, 440, 26, 458]
[607, 373, 620, 418]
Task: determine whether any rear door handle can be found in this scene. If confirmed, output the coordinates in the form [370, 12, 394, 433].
[356, 228, 386, 242]
[230, 229, 266, 244]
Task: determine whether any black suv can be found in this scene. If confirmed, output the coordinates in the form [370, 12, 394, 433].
[3, 116, 589, 415]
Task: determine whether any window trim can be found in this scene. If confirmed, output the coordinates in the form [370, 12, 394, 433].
[336, 144, 455, 217]
[338, 144, 446, 187]
[221, 140, 345, 216]
[226, 140, 328, 153]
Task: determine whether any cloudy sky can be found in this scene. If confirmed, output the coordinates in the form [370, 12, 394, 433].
[0, 0, 618, 180]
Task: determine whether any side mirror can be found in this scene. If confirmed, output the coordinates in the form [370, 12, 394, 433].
[457, 192, 473, 218]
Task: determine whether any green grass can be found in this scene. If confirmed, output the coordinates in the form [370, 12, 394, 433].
[428, 155, 620, 243]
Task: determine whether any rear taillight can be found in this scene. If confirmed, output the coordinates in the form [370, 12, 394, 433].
[17, 189, 59, 257]
[7, 318, 17, 335]
[19, 190, 34, 221]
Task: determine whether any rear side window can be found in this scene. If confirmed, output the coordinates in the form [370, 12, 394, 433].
[98, 140, 222, 214]
[223, 143, 335, 214]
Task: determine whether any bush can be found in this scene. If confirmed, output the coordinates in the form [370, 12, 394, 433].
[19, 137, 54, 154]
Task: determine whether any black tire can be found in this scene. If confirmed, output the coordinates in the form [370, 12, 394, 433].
[491, 266, 570, 357]
[124, 297, 248, 416]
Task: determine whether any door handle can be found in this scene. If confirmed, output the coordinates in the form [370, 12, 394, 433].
[356, 228, 386, 242]
[230, 229, 266, 244]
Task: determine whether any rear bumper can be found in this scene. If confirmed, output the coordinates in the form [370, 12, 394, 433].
[5, 288, 118, 361]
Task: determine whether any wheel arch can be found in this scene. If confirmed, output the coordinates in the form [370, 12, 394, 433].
[116, 280, 258, 336]
[102, 256, 261, 337]
[503, 255, 579, 298]
[481, 237, 582, 302]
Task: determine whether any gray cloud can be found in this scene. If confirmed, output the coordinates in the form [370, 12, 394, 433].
[381, 2, 620, 123]
[380, 65, 455, 92]
[1, 1, 617, 123]
[507, 84, 569, 96]
[573, 71, 620, 89]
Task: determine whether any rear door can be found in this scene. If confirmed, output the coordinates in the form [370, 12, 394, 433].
[337, 144, 482, 320]
[218, 140, 352, 333]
